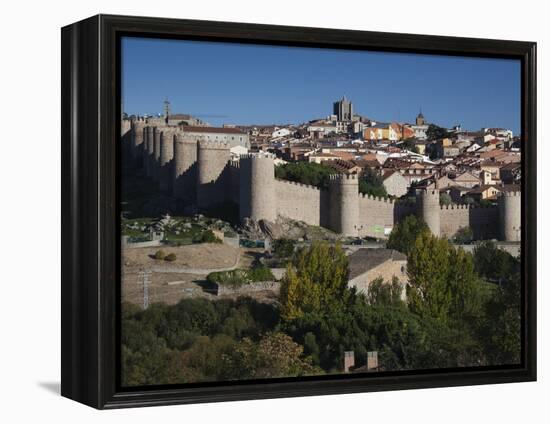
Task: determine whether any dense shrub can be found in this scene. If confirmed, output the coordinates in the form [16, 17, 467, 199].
[121, 298, 280, 385]
[247, 265, 275, 282]
[154, 249, 166, 260]
[386, 215, 430, 255]
[358, 168, 388, 198]
[200, 230, 222, 244]
[439, 193, 452, 206]
[275, 162, 336, 188]
[122, 230, 521, 385]
[165, 253, 177, 262]
[273, 238, 296, 259]
[207, 269, 251, 288]
[207, 266, 275, 288]
[453, 227, 474, 244]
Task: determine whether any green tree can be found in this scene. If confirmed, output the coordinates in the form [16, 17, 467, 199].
[179, 335, 237, 382]
[406, 232, 452, 322]
[221, 332, 320, 379]
[359, 168, 388, 198]
[272, 238, 296, 259]
[426, 124, 451, 141]
[365, 276, 404, 307]
[275, 162, 336, 188]
[479, 271, 521, 365]
[453, 226, 474, 244]
[439, 193, 452, 206]
[386, 215, 430, 255]
[303, 332, 321, 365]
[279, 265, 307, 320]
[280, 241, 351, 321]
[447, 247, 483, 322]
[474, 241, 519, 283]
[401, 138, 420, 153]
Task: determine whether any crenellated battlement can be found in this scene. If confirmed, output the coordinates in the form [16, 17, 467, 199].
[439, 203, 498, 210]
[198, 139, 230, 150]
[329, 173, 359, 182]
[229, 160, 240, 169]
[275, 178, 322, 191]
[175, 134, 203, 143]
[501, 191, 521, 197]
[129, 125, 518, 241]
[239, 152, 276, 160]
[441, 204, 471, 210]
[359, 193, 395, 204]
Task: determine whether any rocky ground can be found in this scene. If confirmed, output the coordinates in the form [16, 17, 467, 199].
[240, 216, 340, 242]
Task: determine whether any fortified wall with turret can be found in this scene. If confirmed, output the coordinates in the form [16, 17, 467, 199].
[122, 121, 521, 242]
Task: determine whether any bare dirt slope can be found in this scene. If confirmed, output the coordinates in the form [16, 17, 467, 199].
[122, 243, 240, 271]
[121, 243, 277, 306]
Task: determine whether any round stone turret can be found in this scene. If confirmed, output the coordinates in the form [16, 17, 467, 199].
[131, 120, 145, 160]
[196, 140, 231, 209]
[145, 126, 155, 177]
[172, 134, 199, 200]
[499, 191, 521, 241]
[419, 188, 440, 237]
[121, 119, 132, 137]
[159, 129, 175, 192]
[239, 153, 276, 223]
[121, 120, 132, 159]
[328, 174, 359, 236]
[153, 128, 161, 181]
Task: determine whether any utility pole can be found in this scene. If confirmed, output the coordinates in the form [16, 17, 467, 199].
[138, 270, 152, 310]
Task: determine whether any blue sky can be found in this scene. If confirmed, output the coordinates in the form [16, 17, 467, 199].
[122, 37, 521, 134]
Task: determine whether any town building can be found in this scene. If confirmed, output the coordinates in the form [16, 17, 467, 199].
[308, 122, 337, 139]
[466, 185, 502, 201]
[453, 171, 481, 188]
[347, 249, 408, 300]
[333, 96, 353, 122]
[500, 162, 521, 184]
[123, 107, 521, 243]
[410, 111, 429, 140]
[179, 125, 250, 148]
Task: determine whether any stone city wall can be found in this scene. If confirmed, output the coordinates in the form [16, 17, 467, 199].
[439, 204, 499, 239]
[274, 179, 326, 226]
[358, 194, 396, 238]
[124, 120, 519, 242]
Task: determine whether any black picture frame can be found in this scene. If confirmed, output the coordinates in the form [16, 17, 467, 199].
[61, 14, 537, 409]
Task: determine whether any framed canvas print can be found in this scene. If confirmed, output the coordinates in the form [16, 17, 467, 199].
[61, 14, 536, 409]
